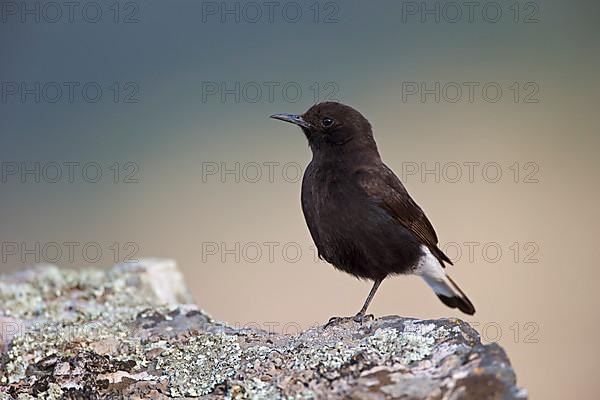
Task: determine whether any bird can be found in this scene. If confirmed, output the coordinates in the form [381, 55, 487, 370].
[270, 102, 475, 325]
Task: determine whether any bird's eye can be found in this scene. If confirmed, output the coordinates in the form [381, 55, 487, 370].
[321, 117, 334, 128]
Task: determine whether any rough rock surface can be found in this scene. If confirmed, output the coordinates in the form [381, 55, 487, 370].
[0, 259, 527, 399]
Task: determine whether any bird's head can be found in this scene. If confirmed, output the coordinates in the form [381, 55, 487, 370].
[270, 102, 378, 156]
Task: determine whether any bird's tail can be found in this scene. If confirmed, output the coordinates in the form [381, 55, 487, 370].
[422, 273, 475, 315]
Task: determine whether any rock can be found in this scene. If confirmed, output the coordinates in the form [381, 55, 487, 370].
[0, 259, 527, 399]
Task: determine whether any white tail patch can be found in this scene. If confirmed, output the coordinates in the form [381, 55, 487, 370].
[421, 275, 456, 297]
[413, 245, 447, 281]
[413, 245, 475, 315]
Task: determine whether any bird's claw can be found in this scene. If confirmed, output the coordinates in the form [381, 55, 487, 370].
[353, 313, 374, 323]
[325, 313, 374, 329]
[325, 316, 352, 328]
[327, 316, 340, 325]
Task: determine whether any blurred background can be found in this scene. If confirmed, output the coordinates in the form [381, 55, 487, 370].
[1, 0, 599, 398]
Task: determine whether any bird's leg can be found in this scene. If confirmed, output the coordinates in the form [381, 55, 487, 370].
[353, 278, 383, 322]
[325, 278, 383, 328]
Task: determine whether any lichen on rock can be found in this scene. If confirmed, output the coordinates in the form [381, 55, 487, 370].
[156, 334, 241, 397]
[0, 260, 527, 399]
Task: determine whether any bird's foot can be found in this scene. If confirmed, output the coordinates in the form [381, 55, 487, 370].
[324, 313, 374, 329]
[353, 312, 374, 323]
[324, 316, 354, 328]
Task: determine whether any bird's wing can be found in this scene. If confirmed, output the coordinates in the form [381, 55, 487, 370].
[356, 165, 453, 266]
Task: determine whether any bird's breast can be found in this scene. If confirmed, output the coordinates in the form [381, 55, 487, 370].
[302, 164, 357, 219]
[300, 162, 422, 278]
[301, 164, 372, 250]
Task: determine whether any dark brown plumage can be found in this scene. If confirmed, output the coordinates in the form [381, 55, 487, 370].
[270, 102, 475, 323]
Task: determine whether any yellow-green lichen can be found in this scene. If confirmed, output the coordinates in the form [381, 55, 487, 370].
[367, 326, 437, 364]
[155, 333, 241, 397]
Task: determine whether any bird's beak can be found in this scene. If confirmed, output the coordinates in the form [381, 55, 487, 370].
[270, 113, 312, 129]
